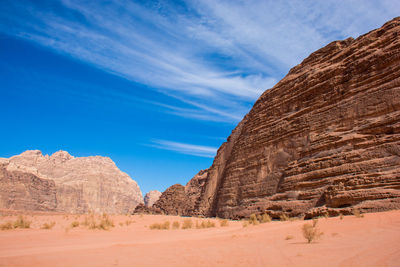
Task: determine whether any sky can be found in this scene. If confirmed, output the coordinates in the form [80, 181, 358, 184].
[0, 0, 399, 195]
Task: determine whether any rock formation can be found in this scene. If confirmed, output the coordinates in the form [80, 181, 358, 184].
[144, 190, 162, 207]
[135, 169, 208, 215]
[153, 17, 400, 219]
[0, 150, 143, 213]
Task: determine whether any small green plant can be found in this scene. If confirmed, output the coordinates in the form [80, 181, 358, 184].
[172, 221, 180, 229]
[353, 209, 364, 218]
[13, 215, 31, 229]
[41, 222, 56, 230]
[182, 219, 193, 229]
[302, 219, 323, 243]
[0, 221, 13, 230]
[71, 221, 80, 228]
[219, 219, 229, 227]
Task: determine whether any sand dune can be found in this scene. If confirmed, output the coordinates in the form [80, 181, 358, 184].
[0, 210, 399, 266]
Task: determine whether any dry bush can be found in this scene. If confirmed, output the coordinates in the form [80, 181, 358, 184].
[249, 214, 259, 225]
[149, 223, 161, 229]
[279, 214, 289, 221]
[353, 209, 364, 218]
[219, 219, 229, 227]
[162, 221, 170, 229]
[339, 213, 344, 220]
[0, 221, 13, 230]
[13, 215, 31, 229]
[41, 222, 56, 230]
[302, 219, 323, 243]
[205, 220, 215, 228]
[98, 214, 115, 230]
[242, 221, 249, 228]
[172, 221, 180, 229]
[71, 221, 80, 228]
[182, 219, 193, 229]
[149, 221, 170, 230]
[285, 235, 294, 240]
[82, 213, 114, 230]
[260, 214, 272, 223]
[119, 222, 124, 227]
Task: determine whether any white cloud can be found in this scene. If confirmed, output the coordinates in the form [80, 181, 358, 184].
[1, 0, 399, 123]
[149, 139, 218, 158]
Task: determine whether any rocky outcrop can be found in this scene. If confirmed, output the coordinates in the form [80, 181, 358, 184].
[0, 150, 143, 213]
[144, 190, 162, 207]
[157, 17, 400, 219]
[144, 169, 209, 215]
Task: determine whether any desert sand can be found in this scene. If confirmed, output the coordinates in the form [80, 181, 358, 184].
[0, 210, 399, 267]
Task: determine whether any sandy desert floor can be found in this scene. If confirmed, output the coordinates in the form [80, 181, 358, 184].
[0, 210, 399, 267]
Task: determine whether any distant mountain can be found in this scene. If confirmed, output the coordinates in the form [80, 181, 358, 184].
[0, 150, 143, 213]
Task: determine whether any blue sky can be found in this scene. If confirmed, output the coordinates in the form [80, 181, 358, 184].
[0, 0, 399, 195]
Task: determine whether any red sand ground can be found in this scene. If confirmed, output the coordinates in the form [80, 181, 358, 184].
[0, 210, 399, 266]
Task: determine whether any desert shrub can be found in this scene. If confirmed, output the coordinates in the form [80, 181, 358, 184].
[125, 220, 134, 226]
[149, 223, 161, 229]
[339, 213, 344, 220]
[219, 219, 229, 227]
[260, 214, 272, 223]
[249, 214, 259, 225]
[13, 215, 31, 229]
[119, 222, 124, 226]
[206, 220, 215, 228]
[302, 220, 323, 243]
[41, 222, 56, 230]
[182, 219, 193, 229]
[162, 221, 170, 230]
[242, 221, 249, 228]
[353, 209, 364, 218]
[82, 213, 114, 230]
[0, 221, 13, 230]
[98, 214, 115, 230]
[279, 214, 289, 221]
[71, 221, 80, 228]
[172, 221, 180, 229]
[149, 221, 170, 230]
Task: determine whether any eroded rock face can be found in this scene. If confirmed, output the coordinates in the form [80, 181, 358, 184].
[145, 169, 209, 216]
[158, 17, 400, 219]
[144, 190, 162, 207]
[0, 150, 143, 213]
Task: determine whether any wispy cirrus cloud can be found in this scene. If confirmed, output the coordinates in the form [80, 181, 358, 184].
[149, 139, 218, 158]
[0, 0, 399, 125]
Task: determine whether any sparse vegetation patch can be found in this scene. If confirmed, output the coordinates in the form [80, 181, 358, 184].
[182, 219, 193, 229]
[302, 219, 323, 243]
[41, 222, 56, 230]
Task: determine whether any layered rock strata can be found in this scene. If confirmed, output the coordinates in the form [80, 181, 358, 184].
[153, 17, 400, 219]
[0, 150, 143, 213]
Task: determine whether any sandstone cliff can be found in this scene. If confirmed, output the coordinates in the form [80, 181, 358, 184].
[0, 150, 143, 213]
[154, 17, 400, 219]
